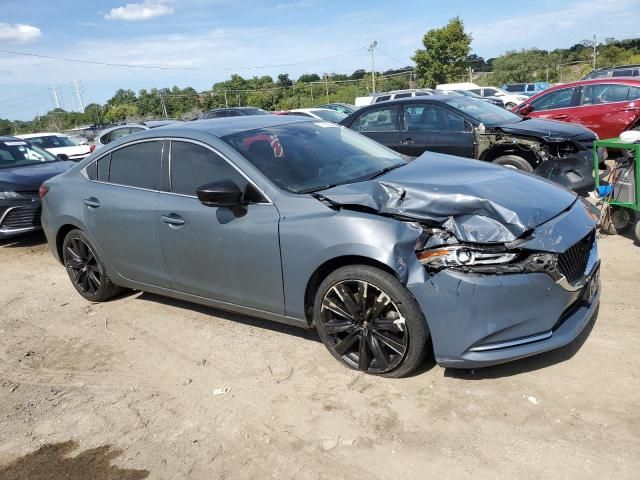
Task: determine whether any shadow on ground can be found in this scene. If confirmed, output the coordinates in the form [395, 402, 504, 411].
[0, 231, 47, 248]
[0, 441, 149, 480]
[136, 291, 321, 343]
[445, 307, 599, 380]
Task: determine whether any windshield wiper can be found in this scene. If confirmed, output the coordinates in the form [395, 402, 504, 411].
[296, 183, 344, 194]
[366, 163, 405, 180]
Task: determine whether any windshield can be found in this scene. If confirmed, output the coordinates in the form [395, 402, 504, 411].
[245, 108, 270, 115]
[223, 121, 406, 193]
[310, 109, 347, 123]
[27, 135, 77, 148]
[444, 96, 521, 126]
[0, 140, 58, 169]
[456, 90, 482, 99]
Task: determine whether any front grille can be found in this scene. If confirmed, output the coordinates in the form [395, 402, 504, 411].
[0, 204, 42, 230]
[557, 231, 594, 283]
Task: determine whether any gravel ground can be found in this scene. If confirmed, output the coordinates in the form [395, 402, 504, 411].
[0, 230, 638, 479]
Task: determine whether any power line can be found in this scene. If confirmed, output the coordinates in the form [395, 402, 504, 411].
[0, 49, 195, 70]
[222, 46, 367, 70]
[376, 47, 409, 67]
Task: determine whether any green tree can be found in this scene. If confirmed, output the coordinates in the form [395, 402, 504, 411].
[297, 73, 320, 83]
[0, 118, 13, 135]
[104, 104, 139, 123]
[412, 16, 472, 87]
[277, 73, 293, 87]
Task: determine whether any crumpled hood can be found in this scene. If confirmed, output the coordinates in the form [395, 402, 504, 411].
[318, 153, 577, 243]
[0, 161, 74, 191]
[493, 118, 592, 139]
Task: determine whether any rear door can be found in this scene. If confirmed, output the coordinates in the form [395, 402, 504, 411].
[347, 104, 401, 151]
[155, 139, 284, 313]
[82, 140, 170, 287]
[575, 83, 640, 138]
[399, 102, 475, 157]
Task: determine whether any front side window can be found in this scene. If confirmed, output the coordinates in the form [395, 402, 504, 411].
[0, 140, 57, 169]
[404, 104, 466, 132]
[581, 84, 630, 105]
[530, 87, 577, 111]
[628, 86, 640, 100]
[351, 106, 399, 132]
[170, 141, 247, 196]
[27, 135, 77, 148]
[223, 122, 405, 194]
[108, 141, 162, 190]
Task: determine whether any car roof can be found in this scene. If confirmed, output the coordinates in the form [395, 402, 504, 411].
[146, 115, 312, 138]
[16, 132, 64, 138]
[543, 77, 640, 89]
[357, 95, 454, 107]
[591, 64, 640, 72]
[206, 106, 264, 112]
[0, 136, 22, 142]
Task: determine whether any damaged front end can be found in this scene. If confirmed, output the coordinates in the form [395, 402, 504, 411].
[476, 125, 602, 195]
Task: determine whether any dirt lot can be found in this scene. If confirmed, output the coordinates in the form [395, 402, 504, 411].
[0, 231, 638, 480]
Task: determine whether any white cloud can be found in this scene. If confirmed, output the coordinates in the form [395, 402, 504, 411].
[0, 23, 42, 43]
[105, 1, 174, 22]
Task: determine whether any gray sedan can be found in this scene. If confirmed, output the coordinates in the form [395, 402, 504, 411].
[41, 116, 600, 377]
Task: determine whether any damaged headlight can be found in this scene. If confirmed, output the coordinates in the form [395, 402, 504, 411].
[415, 226, 518, 270]
[417, 246, 517, 268]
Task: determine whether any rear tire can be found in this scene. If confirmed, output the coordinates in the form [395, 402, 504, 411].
[62, 229, 120, 302]
[634, 219, 640, 243]
[313, 265, 429, 378]
[492, 154, 534, 172]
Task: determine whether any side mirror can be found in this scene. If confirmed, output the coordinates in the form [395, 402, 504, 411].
[196, 180, 243, 207]
[519, 104, 533, 115]
[56, 153, 70, 161]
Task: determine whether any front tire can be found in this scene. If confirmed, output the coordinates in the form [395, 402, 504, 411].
[505, 102, 517, 110]
[492, 154, 534, 172]
[62, 229, 120, 302]
[313, 265, 429, 378]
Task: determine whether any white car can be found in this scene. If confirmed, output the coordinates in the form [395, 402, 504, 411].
[92, 120, 183, 153]
[17, 133, 91, 161]
[436, 83, 528, 109]
[279, 108, 347, 123]
[355, 89, 437, 107]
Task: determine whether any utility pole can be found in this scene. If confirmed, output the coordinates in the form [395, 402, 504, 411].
[160, 92, 168, 119]
[224, 90, 228, 108]
[368, 41, 377, 92]
[468, 66, 473, 83]
[310, 84, 313, 102]
[50, 86, 60, 109]
[593, 34, 597, 70]
[324, 74, 329, 102]
[73, 78, 85, 113]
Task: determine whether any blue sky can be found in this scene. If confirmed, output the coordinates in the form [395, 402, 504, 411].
[1, 0, 639, 120]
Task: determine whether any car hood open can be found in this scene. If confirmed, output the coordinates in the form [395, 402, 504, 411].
[317, 153, 578, 243]
[492, 117, 592, 139]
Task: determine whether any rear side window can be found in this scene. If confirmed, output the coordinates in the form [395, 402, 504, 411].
[170, 141, 247, 196]
[581, 84, 630, 105]
[108, 141, 162, 190]
[374, 95, 391, 103]
[483, 88, 499, 96]
[394, 93, 412, 99]
[531, 87, 577, 111]
[108, 128, 132, 143]
[352, 106, 399, 132]
[628, 86, 640, 100]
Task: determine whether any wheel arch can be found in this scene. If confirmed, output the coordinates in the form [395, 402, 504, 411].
[303, 255, 400, 326]
[480, 144, 540, 168]
[55, 223, 83, 263]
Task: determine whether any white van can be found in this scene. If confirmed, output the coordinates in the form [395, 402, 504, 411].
[354, 89, 436, 107]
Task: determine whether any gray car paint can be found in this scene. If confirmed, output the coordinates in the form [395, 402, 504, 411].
[41, 117, 599, 369]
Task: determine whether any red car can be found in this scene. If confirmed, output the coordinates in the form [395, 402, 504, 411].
[512, 78, 640, 139]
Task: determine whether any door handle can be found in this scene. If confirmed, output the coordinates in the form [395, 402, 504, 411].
[621, 106, 639, 112]
[400, 138, 416, 145]
[161, 214, 185, 226]
[551, 114, 568, 119]
[83, 197, 100, 208]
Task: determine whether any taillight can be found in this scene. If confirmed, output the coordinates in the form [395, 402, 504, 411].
[39, 185, 49, 199]
[89, 144, 96, 153]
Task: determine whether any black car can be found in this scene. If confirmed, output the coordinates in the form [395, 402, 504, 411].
[199, 107, 270, 119]
[0, 137, 73, 239]
[339, 96, 603, 194]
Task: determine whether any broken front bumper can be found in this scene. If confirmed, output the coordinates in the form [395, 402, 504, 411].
[534, 151, 596, 195]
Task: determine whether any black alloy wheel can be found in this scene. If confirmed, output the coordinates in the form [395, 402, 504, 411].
[319, 279, 409, 374]
[62, 229, 120, 302]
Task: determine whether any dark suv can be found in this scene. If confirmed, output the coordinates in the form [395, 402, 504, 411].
[200, 107, 270, 119]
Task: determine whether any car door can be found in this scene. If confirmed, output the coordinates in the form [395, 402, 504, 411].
[82, 139, 171, 287]
[575, 83, 640, 138]
[526, 86, 582, 123]
[399, 102, 475, 157]
[347, 105, 401, 151]
[155, 139, 284, 314]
